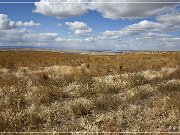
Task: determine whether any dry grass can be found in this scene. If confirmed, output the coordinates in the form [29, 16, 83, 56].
[0, 51, 179, 132]
[0, 51, 179, 75]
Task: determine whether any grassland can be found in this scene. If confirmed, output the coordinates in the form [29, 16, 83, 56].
[0, 50, 179, 132]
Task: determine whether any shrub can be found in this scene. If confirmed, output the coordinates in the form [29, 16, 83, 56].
[70, 98, 94, 116]
[131, 74, 150, 86]
[164, 67, 180, 80]
[159, 80, 180, 92]
[93, 94, 121, 112]
[36, 73, 75, 88]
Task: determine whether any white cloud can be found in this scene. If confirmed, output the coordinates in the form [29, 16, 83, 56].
[0, 29, 59, 45]
[98, 11, 180, 50]
[0, 13, 180, 51]
[90, 0, 177, 19]
[0, 14, 58, 46]
[158, 12, 180, 24]
[65, 21, 92, 36]
[0, 14, 16, 30]
[16, 21, 41, 27]
[84, 37, 95, 42]
[102, 20, 161, 39]
[96, 32, 180, 51]
[0, 14, 93, 48]
[65, 21, 90, 31]
[34, 0, 177, 19]
[132, 33, 180, 50]
[0, 14, 41, 30]
[34, 0, 89, 19]
[1, 27, 179, 50]
[157, 12, 180, 31]
[102, 12, 180, 39]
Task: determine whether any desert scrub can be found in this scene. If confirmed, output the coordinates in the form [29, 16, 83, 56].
[158, 79, 180, 109]
[0, 79, 29, 112]
[76, 83, 97, 98]
[76, 70, 95, 85]
[125, 86, 152, 103]
[26, 86, 67, 105]
[70, 98, 94, 116]
[35, 72, 75, 88]
[0, 74, 18, 88]
[0, 51, 179, 73]
[131, 74, 151, 86]
[159, 79, 180, 92]
[75, 72, 97, 97]
[75, 79, 123, 98]
[93, 94, 122, 112]
[0, 51, 179, 132]
[165, 67, 180, 79]
[98, 84, 124, 94]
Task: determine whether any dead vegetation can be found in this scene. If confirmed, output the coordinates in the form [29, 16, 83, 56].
[0, 51, 179, 132]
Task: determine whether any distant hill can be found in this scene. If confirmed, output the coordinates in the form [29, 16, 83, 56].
[0, 46, 43, 49]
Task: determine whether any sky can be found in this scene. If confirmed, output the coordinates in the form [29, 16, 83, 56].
[0, 0, 180, 51]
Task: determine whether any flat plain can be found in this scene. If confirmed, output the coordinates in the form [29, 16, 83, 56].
[0, 50, 179, 132]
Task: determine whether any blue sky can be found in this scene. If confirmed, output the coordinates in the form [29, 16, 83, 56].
[0, 0, 180, 50]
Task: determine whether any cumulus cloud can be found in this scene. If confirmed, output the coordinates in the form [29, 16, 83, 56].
[0, 14, 95, 49]
[0, 12, 180, 51]
[98, 11, 180, 50]
[0, 13, 58, 46]
[102, 20, 161, 38]
[0, 27, 94, 49]
[102, 12, 180, 39]
[90, 0, 177, 19]
[0, 29, 60, 46]
[34, 0, 177, 19]
[65, 21, 92, 36]
[34, 0, 89, 18]
[0, 13, 41, 30]
[16, 21, 41, 27]
[0, 14, 16, 30]
[32, 0, 180, 50]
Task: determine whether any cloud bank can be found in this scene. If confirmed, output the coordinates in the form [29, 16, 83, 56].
[102, 12, 180, 39]
[34, 0, 178, 19]
[1, 0, 180, 51]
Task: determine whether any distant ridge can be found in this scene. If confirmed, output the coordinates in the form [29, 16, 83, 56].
[0, 46, 178, 53]
[0, 46, 43, 49]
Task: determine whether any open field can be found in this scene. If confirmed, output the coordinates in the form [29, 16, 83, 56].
[0, 50, 179, 132]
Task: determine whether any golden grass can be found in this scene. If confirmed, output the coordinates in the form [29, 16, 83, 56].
[0, 51, 179, 132]
[0, 51, 179, 75]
